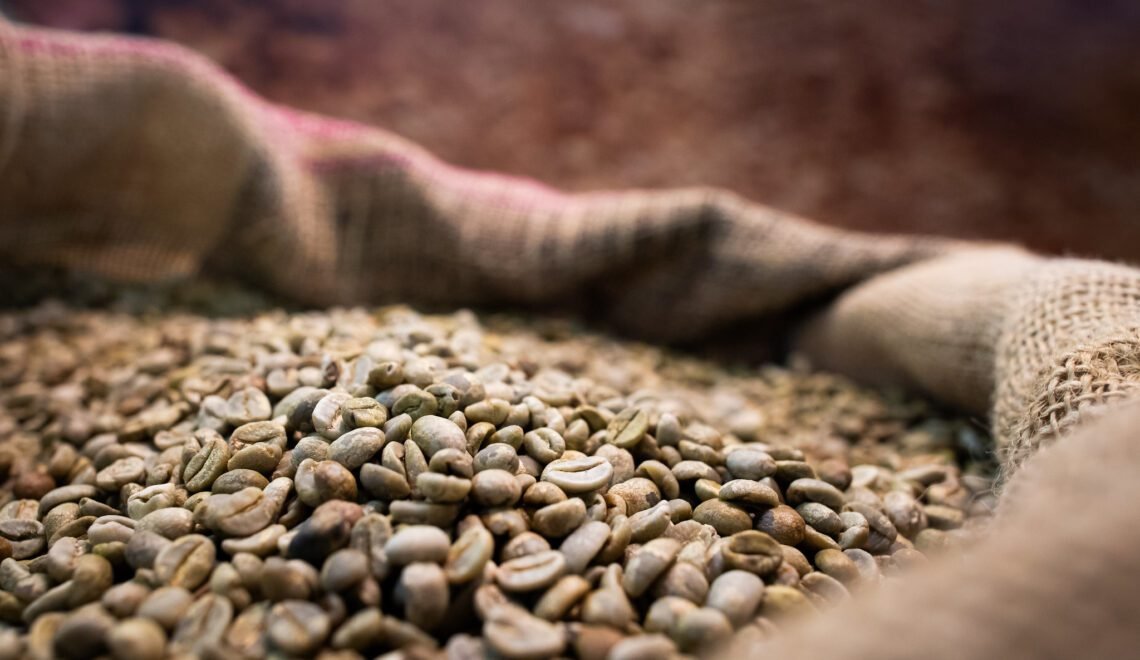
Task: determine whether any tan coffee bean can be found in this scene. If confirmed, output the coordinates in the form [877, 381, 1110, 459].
[883, 490, 928, 538]
[100, 581, 150, 618]
[534, 575, 590, 621]
[182, 438, 230, 493]
[522, 428, 566, 465]
[470, 469, 522, 508]
[386, 525, 450, 565]
[409, 415, 466, 458]
[786, 478, 846, 510]
[124, 531, 170, 570]
[330, 607, 383, 650]
[782, 545, 813, 576]
[417, 472, 472, 503]
[607, 407, 648, 449]
[390, 500, 460, 527]
[531, 498, 587, 538]
[107, 617, 166, 660]
[52, 604, 115, 659]
[692, 500, 751, 536]
[725, 447, 777, 480]
[801, 524, 842, 552]
[268, 599, 330, 655]
[609, 633, 678, 660]
[924, 504, 967, 530]
[94, 457, 145, 492]
[541, 456, 613, 494]
[261, 557, 319, 601]
[608, 477, 661, 515]
[503, 532, 551, 561]
[652, 560, 709, 603]
[359, 464, 411, 500]
[801, 571, 851, 604]
[295, 459, 357, 506]
[707, 570, 765, 627]
[796, 502, 843, 535]
[623, 537, 681, 597]
[321, 549, 369, 592]
[473, 443, 519, 474]
[628, 503, 672, 544]
[838, 510, 870, 550]
[445, 526, 493, 584]
[224, 387, 272, 427]
[722, 530, 783, 576]
[497, 550, 567, 592]
[154, 534, 215, 590]
[484, 606, 566, 660]
[559, 520, 611, 574]
[136, 588, 192, 629]
[672, 606, 733, 652]
[312, 392, 353, 440]
[396, 562, 449, 630]
[815, 548, 861, 584]
[644, 595, 697, 634]
[755, 504, 804, 545]
[135, 507, 193, 539]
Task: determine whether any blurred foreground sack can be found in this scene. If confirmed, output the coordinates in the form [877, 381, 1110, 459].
[2, 18, 1140, 657]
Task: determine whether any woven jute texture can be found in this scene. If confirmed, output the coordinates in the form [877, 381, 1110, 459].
[3, 18, 1140, 657]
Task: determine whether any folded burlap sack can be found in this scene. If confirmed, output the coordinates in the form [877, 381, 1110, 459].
[3, 17, 1139, 657]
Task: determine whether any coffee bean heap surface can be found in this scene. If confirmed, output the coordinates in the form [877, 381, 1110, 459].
[0, 294, 994, 659]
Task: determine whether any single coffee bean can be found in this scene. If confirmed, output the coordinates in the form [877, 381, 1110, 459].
[706, 570, 765, 628]
[182, 438, 230, 494]
[800, 571, 851, 604]
[497, 550, 567, 592]
[396, 562, 449, 631]
[386, 525, 450, 565]
[136, 507, 193, 539]
[445, 526, 494, 584]
[136, 586, 193, 631]
[724, 447, 777, 480]
[519, 428, 564, 465]
[359, 464, 411, 500]
[312, 392, 353, 440]
[106, 617, 166, 660]
[607, 478, 661, 515]
[534, 575, 590, 621]
[417, 472, 472, 503]
[409, 415, 466, 458]
[153, 534, 215, 590]
[559, 520, 611, 574]
[815, 548, 861, 584]
[484, 606, 567, 659]
[100, 581, 150, 619]
[503, 532, 551, 561]
[320, 548, 370, 592]
[796, 502, 843, 536]
[621, 537, 681, 597]
[692, 500, 751, 536]
[786, 478, 846, 510]
[609, 633, 678, 660]
[531, 498, 587, 538]
[755, 505, 805, 546]
[267, 599, 331, 655]
[471, 469, 522, 507]
[541, 456, 613, 494]
[722, 530, 784, 576]
[672, 606, 733, 652]
[211, 468, 270, 494]
[295, 459, 357, 506]
[607, 407, 648, 449]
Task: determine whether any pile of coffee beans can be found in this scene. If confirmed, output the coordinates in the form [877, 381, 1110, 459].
[0, 292, 994, 659]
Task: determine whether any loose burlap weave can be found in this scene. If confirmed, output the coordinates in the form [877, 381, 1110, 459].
[3, 18, 1140, 657]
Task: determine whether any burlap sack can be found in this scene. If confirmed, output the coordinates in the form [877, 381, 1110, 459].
[3, 17, 1140, 657]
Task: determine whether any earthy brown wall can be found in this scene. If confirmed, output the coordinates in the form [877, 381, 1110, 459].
[8, 0, 1140, 260]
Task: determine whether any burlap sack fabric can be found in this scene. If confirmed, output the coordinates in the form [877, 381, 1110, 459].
[2, 17, 1140, 658]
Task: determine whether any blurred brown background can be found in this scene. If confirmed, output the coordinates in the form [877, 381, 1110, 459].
[7, 0, 1140, 260]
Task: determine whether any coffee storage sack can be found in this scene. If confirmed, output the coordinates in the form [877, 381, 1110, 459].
[2, 18, 1140, 657]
